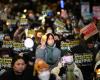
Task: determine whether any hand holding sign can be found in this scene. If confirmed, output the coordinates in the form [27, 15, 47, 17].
[40, 35, 47, 49]
[80, 22, 98, 40]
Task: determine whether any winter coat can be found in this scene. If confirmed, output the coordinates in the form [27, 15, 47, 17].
[0, 68, 33, 80]
[51, 62, 84, 80]
[36, 45, 61, 67]
[95, 51, 100, 62]
[94, 60, 100, 71]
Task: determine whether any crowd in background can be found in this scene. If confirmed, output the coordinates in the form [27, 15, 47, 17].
[0, 0, 100, 80]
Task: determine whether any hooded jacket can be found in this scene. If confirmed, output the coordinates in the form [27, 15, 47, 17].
[36, 45, 61, 67]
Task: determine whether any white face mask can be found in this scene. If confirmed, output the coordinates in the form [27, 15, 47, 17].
[62, 56, 74, 65]
[38, 71, 50, 80]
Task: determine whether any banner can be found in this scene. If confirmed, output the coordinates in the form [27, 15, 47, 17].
[0, 57, 12, 68]
[0, 13, 7, 20]
[6, 19, 17, 25]
[20, 18, 28, 25]
[28, 29, 35, 38]
[55, 27, 67, 34]
[93, 6, 100, 20]
[2, 41, 26, 51]
[13, 42, 26, 51]
[2, 41, 13, 48]
[74, 53, 93, 66]
[61, 40, 80, 50]
[54, 19, 65, 27]
[11, 19, 17, 25]
[80, 22, 98, 40]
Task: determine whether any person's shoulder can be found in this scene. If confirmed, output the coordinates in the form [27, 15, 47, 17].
[53, 47, 61, 51]
[50, 73, 56, 80]
[33, 75, 40, 80]
[6, 68, 13, 74]
[0, 68, 13, 80]
[54, 47, 61, 54]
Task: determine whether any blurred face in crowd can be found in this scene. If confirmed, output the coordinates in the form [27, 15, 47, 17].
[4, 35, 11, 41]
[38, 68, 50, 80]
[35, 59, 50, 80]
[47, 34, 54, 46]
[28, 11, 35, 19]
[66, 19, 71, 24]
[13, 59, 26, 75]
[36, 32, 42, 38]
[87, 43, 94, 49]
[54, 35, 60, 41]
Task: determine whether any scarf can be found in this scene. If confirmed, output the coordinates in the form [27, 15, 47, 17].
[46, 45, 54, 65]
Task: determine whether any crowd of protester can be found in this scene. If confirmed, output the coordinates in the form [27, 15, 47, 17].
[0, 0, 100, 80]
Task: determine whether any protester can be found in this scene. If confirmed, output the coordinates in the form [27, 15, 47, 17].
[86, 40, 99, 78]
[0, 55, 33, 80]
[0, 0, 100, 80]
[36, 33, 61, 69]
[51, 52, 84, 80]
[54, 33, 61, 49]
[33, 58, 56, 80]
[13, 27, 25, 42]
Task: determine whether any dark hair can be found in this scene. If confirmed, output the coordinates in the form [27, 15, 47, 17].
[0, 48, 13, 57]
[11, 55, 27, 67]
[46, 33, 55, 45]
[96, 65, 100, 70]
[54, 34, 60, 39]
[64, 50, 74, 56]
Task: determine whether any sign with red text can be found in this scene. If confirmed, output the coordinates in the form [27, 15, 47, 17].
[80, 22, 98, 40]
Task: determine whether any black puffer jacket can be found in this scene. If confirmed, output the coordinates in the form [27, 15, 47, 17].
[0, 68, 33, 80]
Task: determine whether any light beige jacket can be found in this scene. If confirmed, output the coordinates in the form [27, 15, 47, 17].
[51, 62, 84, 80]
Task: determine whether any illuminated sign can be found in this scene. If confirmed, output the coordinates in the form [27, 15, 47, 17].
[60, 0, 64, 9]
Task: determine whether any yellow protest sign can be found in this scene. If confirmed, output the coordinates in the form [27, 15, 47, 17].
[2, 41, 13, 48]
[61, 40, 80, 50]
[28, 29, 35, 38]
[13, 42, 25, 51]
[74, 53, 93, 66]
[54, 19, 65, 27]
[0, 57, 12, 68]
[20, 18, 28, 25]
[11, 19, 17, 25]
[2, 40, 26, 51]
